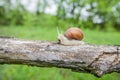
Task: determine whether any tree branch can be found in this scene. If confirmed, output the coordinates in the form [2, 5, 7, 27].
[0, 37, 120, 77]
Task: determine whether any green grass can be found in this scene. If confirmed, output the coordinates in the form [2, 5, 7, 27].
[0, 26, 57, 41]
[0, 26, 120, 80]
[0, 26, 120, 45]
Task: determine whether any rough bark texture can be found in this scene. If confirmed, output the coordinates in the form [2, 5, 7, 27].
[0, 37, 120, 77]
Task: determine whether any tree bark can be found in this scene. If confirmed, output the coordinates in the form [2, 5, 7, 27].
[0, 37, 120, 77]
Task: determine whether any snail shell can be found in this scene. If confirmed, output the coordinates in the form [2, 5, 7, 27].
[64, 27, 84, 40]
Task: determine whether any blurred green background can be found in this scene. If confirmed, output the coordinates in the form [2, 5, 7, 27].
[0, 0, 120, 80]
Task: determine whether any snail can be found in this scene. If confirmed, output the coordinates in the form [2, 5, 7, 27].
[57, 27, 85, 45]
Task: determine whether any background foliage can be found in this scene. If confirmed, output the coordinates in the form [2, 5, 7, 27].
[0, 0, 120, 31]
[0, 0, 120, 80]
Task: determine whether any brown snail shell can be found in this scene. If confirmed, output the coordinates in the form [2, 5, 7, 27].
[64, 27, 84, 40]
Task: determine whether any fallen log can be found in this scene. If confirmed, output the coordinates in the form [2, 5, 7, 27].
[0, 37, 120, 77]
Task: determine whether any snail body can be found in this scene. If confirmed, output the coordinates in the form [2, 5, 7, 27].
[57, 27, 85, 45]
